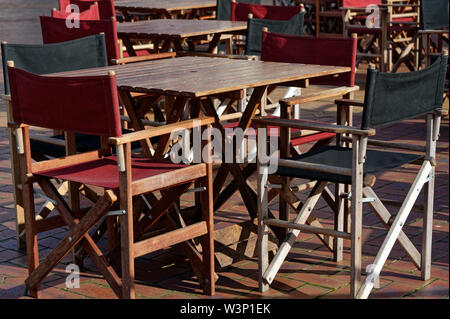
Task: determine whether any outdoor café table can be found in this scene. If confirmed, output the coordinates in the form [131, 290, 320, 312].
[115, 0, 216, 21]
[48, 56, 351, 265]
[116, 19, 247, 54]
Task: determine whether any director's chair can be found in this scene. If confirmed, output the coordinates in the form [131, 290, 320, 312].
[255, 54, 448, 298]
[7, 64, 215, 299]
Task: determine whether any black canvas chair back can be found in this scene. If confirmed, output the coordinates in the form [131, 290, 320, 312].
[1, 34, 107, 95]
[245, 12, 305, 56]
[216, 0, 261, 20]
[361, 55, 448, 129]
[420, 0, 449, 31]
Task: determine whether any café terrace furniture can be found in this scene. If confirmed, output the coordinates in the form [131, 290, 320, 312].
[255, 54, 448, 299]
[116, 19, 247, 54]
[114, 0, 217, 21]
[46, 56, 352, 267]
[340, 0, 421, 72]
[7, 63, 216, 299]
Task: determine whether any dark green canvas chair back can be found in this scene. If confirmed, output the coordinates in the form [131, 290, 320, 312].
[216, 0, 261, 20]
[1, 34, 108, 94]
[245, 12, 305, 56]
[361, 55, 448, 129]
[420, 0, 449, 30]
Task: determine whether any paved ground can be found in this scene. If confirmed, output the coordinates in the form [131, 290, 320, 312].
[0, 0, 448, 300]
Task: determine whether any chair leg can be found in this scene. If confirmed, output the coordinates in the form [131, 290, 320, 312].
[334, 183, 344, 262]
[6, 100, 26, 250]
[120, 199, 135, 299]
[257, 162, 270, 292]
[23, 182, 40, 298]
[422, 114, 437, 280]
[421, 167, 434, 281]
[200, 167, 215, 296]
[350, 136, 363, 298]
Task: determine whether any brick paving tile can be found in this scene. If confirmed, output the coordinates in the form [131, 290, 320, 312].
[409, 280, 449, 299]
[278, 284, 332, 299]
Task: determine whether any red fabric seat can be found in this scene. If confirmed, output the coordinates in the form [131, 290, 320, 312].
[35, 156, 190, 190]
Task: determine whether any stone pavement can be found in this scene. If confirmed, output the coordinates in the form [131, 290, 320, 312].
[0, 0, 448, 300]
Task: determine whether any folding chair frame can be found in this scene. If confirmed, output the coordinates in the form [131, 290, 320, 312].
[9, 74, 216, 299]
[255, 95, 445, 298]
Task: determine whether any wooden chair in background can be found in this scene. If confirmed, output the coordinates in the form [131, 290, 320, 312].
[52, 1, 100, 19]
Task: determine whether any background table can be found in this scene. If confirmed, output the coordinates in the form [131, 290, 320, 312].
[117, 19, 247, 54]
[115, 0, 217, 21]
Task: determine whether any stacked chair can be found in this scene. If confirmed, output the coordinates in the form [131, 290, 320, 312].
[255, 53, 448, 298]
[6, 62, 216, 299]
[340, 0, 421, 72]
[418, 0, 449, 68]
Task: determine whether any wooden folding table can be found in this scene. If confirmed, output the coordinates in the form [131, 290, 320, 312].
[116, 19, 247, 54]
[49, 56, 351, 267]
[115, 0, 217, 21]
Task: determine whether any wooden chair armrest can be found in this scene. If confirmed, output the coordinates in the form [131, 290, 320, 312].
[279, 86, 359, 107]
[432, 108, 449, 116]
[0, 94, 11, 101]
[177, 51, 257, 60]
[334, 99, 365, 107]
[341, 136, 426, 152]
[418, 29, 449, 35]
[379, 3, 420, 8]
[109, 116, 215, 145]
[7, 121, 28, 129]
[253, 117, 376, 136]
[111, 52, 176, 65]
[388, 21, 419, 26]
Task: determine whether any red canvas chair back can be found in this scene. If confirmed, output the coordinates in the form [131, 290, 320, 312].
[40, 15, 120, 62]
[72, 0, 116, 19]
[59, 0, 116, 19]
[342, 0, 382, 7]
[7, 66, 122, 138]
[261, 31, 357, 87]
[231, 1, 302, 21]
[52, 3, 100, 20]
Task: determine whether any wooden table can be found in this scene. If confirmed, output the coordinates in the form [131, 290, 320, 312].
[116, 19, 247, 54]
[115, 0, 216, 21]
[49, 56, 351, 267]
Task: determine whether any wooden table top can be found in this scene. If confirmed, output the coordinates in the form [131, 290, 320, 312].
[47, 56, 352, 98]
[116, 19, 247, 38]
[114, 0, 216, 11]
